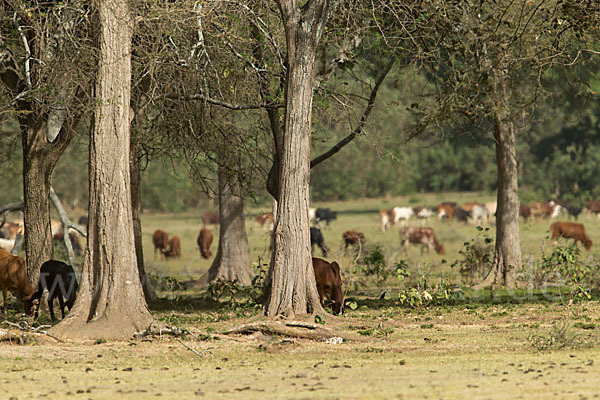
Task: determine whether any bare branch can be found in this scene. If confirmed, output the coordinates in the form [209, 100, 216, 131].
[164, 92, 283, 110]
[311, 57, 394, 169]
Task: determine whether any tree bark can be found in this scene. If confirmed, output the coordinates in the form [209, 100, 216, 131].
[21, 115, 76, 285]
[265, 0, 336, 317]
[51, 0, 152, 340]
[203, 165, 252, 286]
[475, 67, 520, 289]
[130, 138, 158, 302]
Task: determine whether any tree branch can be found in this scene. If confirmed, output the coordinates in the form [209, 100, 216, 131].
[310, 57, 394, 169]
[164, 92, 283, 111]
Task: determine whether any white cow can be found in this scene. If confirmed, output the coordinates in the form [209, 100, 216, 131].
[471, 204, 489, 224]
[392, 207, 413, 224]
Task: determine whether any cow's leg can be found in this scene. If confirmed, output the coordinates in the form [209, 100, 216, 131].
[48, 294, 56, 321]
[317, 286, 325, 307]
[57, 295, 66, 319]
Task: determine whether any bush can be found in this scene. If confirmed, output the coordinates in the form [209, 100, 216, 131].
[451, 227, 494, 285]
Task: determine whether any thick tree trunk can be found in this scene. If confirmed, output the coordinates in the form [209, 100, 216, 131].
[204, 166, 252, 285]
[130, 142, 157, 301]
[51, 0, 152, 340]
[475, 69, 521, 290]
[265, 1, 333, 317]
[21, 124, 54, 284]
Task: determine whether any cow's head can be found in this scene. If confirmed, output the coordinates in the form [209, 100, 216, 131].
[584, 239, 593, 251]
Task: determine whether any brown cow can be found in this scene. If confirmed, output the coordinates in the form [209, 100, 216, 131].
[164, 235, 181, 258]
[400, 227, 445, 255]
[201, 211, 220, 226]
[519, 205, 532, 221]
[0, 249, 35, 316]
[0, 222, 21, 241]
[379, 209, 396, 232]
[152, 229, 169, 260]
[530, 201, 561, 219]
[550, 222, 592, 250]
[436, 203, 457, 221]
[312, 257, 343, 315]
[255, 212, 274, 231]
[343, 230, 365, 255]
[586, 200, 600, 217]
[197, 228, 213, 259]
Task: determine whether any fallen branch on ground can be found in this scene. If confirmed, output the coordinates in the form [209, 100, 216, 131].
[224, 320, 367, 342]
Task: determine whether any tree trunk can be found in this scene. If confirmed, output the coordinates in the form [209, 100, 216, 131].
[130, 141, 157, 301]
[475, 68, 521, 290]
[203, 165, 252, 285]
[50, 0, 152, 340]
[21, 123, 54, 284]
[265, 1, 335, 317]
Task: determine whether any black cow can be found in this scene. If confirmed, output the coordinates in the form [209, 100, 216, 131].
[455, 207, 470, 223]
[32, 260, 78, 321]
[310, 227, 328, 257]
[566, 205, 583, 220]
[315, 208, 337, 226]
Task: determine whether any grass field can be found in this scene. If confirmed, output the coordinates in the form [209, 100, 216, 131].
[2, 192, 600, 399]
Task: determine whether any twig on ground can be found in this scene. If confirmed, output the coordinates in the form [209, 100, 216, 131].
[177, 339, 213, 358]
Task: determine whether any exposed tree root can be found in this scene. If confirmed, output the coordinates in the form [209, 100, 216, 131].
[224, 320, 368, 342]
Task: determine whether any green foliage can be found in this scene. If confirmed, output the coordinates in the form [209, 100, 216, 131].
[527, 319, 594, 351]
[397, 274, 462, 309]
[451, 227, 494, 285]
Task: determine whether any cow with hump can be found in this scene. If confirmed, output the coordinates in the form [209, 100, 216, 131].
[0, 249, 35, 316]
[312, 257, 343, 315]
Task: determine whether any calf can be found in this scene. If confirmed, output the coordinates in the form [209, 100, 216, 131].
[550, 222, 592, 250]
[342, 230, 365, 255]
[400, 227, 445, 255]
[202, 211, 220, 226]
[197, 228, 213, 259]
[152, 229, 169, 260]
[310, 227, 328, 257]
[164, 235, 181, 258]
[0, 249, 35, 316]
[315, 208, 337, 226]
[31, 260, 78, 321]
[312, 257, 343, 315]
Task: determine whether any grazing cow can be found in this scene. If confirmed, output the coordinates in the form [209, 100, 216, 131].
[470, 204, 489, 224]
[255, 212, 274, 231]
[380, 209, 395, 232]
[315, 208, 337, 226]
[0, 249, 35, 316]
[52, 232, 83, 256]
[565, 205, 583, 220]
[31, 260, 78, 321]
[586, 200, 600, 217]
[436, 203, 457, 221]
[310, 227, 328, 257]
[550, 222, 592, 250]
[197, 228, 213, 259]
[414, 206, 434, 219]
[455, 207, 470, 223]
[519, 205, 532, 221]
[0, 222, 20, 241]
[0, 238, 14, 252]
[152, 229, 169, 260]
[342, 230, 365, 255]
[392, 207, 413, 224]
[461, 202, 480, 213]
[164, 235, 181, 259]
[312, 257, 343, 315]
[530, 201, 561, 219]
[400, 227, 445, 255]
[201, 211, 220, 226]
